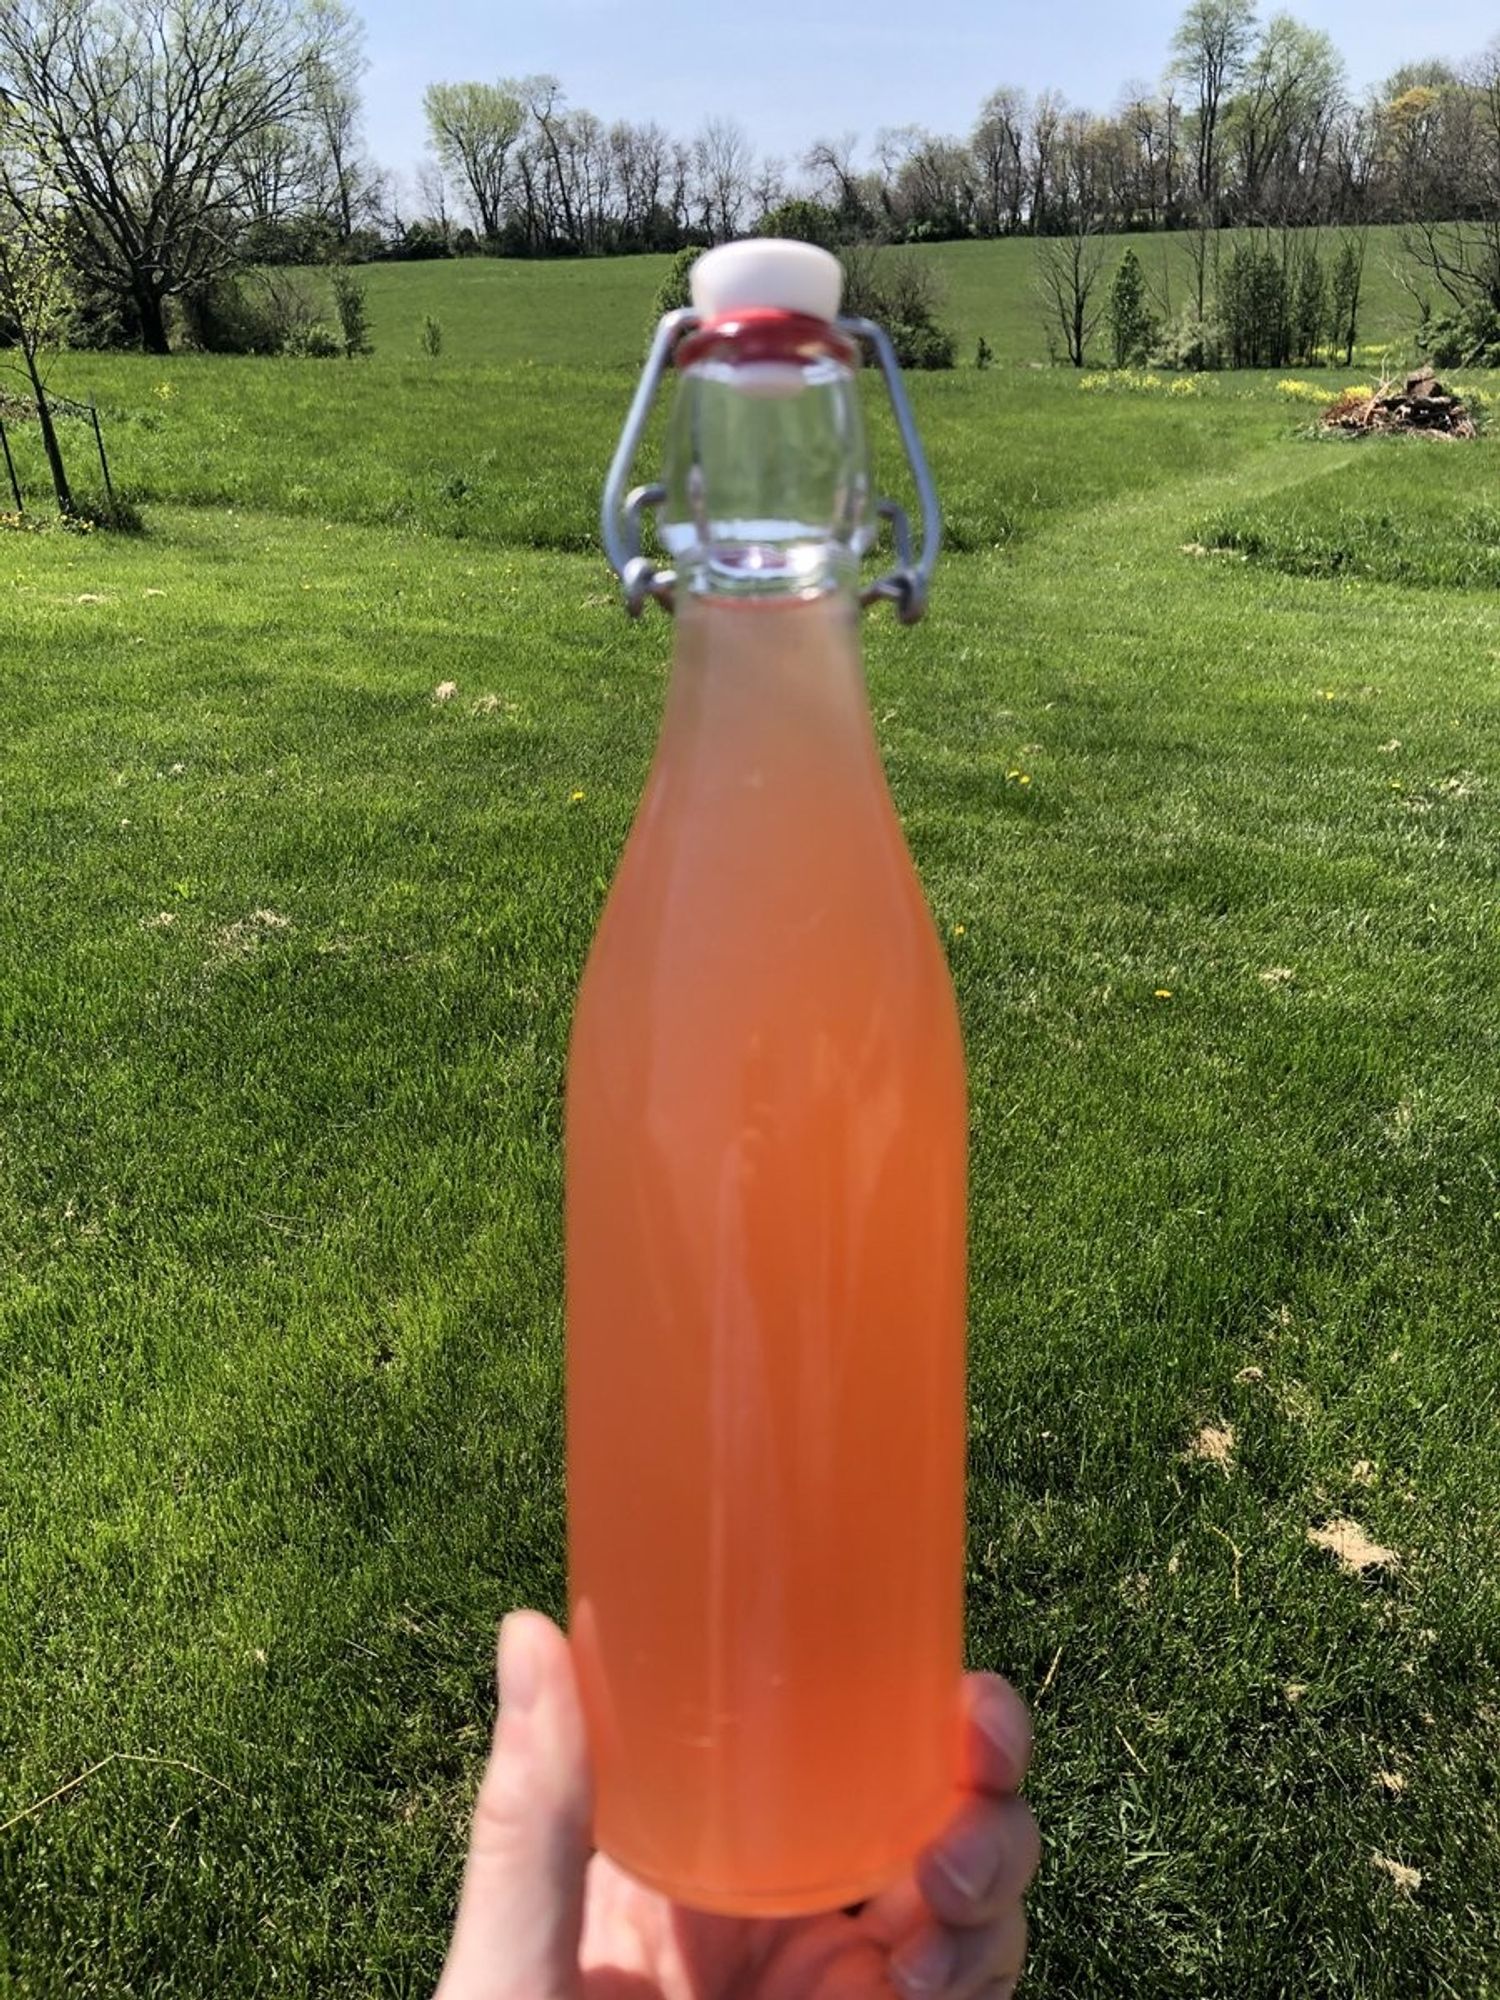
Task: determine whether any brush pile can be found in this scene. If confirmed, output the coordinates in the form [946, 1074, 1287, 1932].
[1322, 368, 1476, 438]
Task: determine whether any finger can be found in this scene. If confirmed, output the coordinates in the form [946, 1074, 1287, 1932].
[436, 1613, 592, 2000]
[916, 1797, 1040, 1928]
[855, 1871, 926, 1949]
[888, 1906, 1028, 1999]
[959, 1674, 1033, 1799]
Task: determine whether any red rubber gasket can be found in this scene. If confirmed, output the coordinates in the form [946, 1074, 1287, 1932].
[676, 307, 858, 370]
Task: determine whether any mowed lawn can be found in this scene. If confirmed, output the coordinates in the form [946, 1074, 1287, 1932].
[1, 254, 1498, 1997]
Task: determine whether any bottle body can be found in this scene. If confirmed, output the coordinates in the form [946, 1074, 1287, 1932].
[566, 591, 967, 1914]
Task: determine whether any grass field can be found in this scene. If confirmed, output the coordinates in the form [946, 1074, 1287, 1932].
[275, 227, 1436, 372]
[1, 240, 1498, 1997]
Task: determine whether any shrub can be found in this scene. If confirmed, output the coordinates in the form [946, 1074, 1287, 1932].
[282, 319, 342, 359]
[418, 313, 443, 358]
[652, 247, 703, 321]
[174, 273, 281, 354]
[840, 247, 957, 370]
[393, 221, 452, 261]
[1425, 301, 1500, 368]
[757, 199, 842, 250]
[1106, 249, 1158, 367]
[1151, 307, 1224, 371]
[328, 270, 371, 358]
[174, 271, 353, 358]
[1220, 243, 1290, 369]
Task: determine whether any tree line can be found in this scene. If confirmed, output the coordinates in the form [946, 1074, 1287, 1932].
[407, 14, 1500, 257]
[0, 0, 1499, 357]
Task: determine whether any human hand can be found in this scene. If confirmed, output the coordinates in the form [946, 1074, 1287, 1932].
[435, 1611, 1038, 1999]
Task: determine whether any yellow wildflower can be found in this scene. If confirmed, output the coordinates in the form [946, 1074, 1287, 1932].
[569, 788, 586, 803]
[1154, 988, 1173, 999]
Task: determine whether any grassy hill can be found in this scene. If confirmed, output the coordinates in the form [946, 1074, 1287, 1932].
[0, 248, 1496, 1998]
[341, 227, 1431, 372]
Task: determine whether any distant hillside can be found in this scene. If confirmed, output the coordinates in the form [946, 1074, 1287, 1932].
[346, 229, 1430, 372]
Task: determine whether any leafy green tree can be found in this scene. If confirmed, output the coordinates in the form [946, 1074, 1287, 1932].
[1329, 233, 1364, 365]
[756, 199, 841, 249]
[1291, 245, 1328, 363]
[422, 81, 527, 241]
[1106, 247, 1158, 364]
[1169, 0, 1257, 212]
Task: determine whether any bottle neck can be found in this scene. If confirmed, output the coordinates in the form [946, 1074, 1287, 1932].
[660, 344, 873, 605]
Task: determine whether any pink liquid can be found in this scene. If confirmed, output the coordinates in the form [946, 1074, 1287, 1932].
[566, 589, 967, 1914]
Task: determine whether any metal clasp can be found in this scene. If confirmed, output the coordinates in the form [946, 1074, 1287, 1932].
[599, 309, 942, 624]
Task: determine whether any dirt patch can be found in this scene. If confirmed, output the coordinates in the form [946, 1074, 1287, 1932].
[1307, 1517, 1399, 1575]
[213, 909, 293, 958]
[1371, 1852, 1421, 1895]
[1185, 1422, 1235, 1473]
[1322, 369, 1476, 439]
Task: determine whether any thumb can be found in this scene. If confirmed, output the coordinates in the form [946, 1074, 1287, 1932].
[436, 1612, 593, 2000]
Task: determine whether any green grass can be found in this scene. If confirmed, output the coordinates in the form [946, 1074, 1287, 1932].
[1202, 434, 1500, 587]
[321, 225, 1434, 373]
[2, 255, 1499, 1998]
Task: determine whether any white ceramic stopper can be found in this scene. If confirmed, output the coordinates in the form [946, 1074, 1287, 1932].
[690, 239, 843, 323]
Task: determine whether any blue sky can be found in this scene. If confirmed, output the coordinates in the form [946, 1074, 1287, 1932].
[362, 0, 1495, 190]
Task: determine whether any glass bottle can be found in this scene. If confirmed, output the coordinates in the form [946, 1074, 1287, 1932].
[567, 240, 965, 1915]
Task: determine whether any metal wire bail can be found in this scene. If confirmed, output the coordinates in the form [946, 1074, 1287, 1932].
[599, 309, 942, 624]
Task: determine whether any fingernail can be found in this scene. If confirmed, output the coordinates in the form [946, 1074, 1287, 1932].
[890, 1928, 953, 1996]
[498, 1614, 542, 1713]
[934, 1829, 996, 1903]
[975, 1690, 1028, 1774]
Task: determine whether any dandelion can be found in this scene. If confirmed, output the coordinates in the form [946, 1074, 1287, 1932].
[1019, 774, 1031, 786]
[569, 788, 586, 803]
[1167, 375, 1200, 396]
[1154, 988, 1173, 999]
[951, 923, 967, 937]
[154, 382, 175, 402]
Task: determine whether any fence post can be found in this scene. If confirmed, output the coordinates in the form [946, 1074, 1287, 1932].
[89, 394, 116, 515]
[0, 415, 21, 514]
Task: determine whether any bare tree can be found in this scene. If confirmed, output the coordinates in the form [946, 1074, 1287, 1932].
[1401, 41, 1500, 322]
[1035, 215, 1107, 364]
[305, 0, 370, 241]
[0, 218, 74, 513]
[610, 119, 670, 244]
[694, 116, 753, 242]
[526, 75, 578, 246]
[413, 156, 452, 246]
[234, 120, 321, 230]
[803, 131, 875, 235]
[750, 154, 788, 229]
[972, 87, 1028, 235]
[1026, 90, 1066, 233]
[0, 0, 344, 352]
[422, 79, 526, 240]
